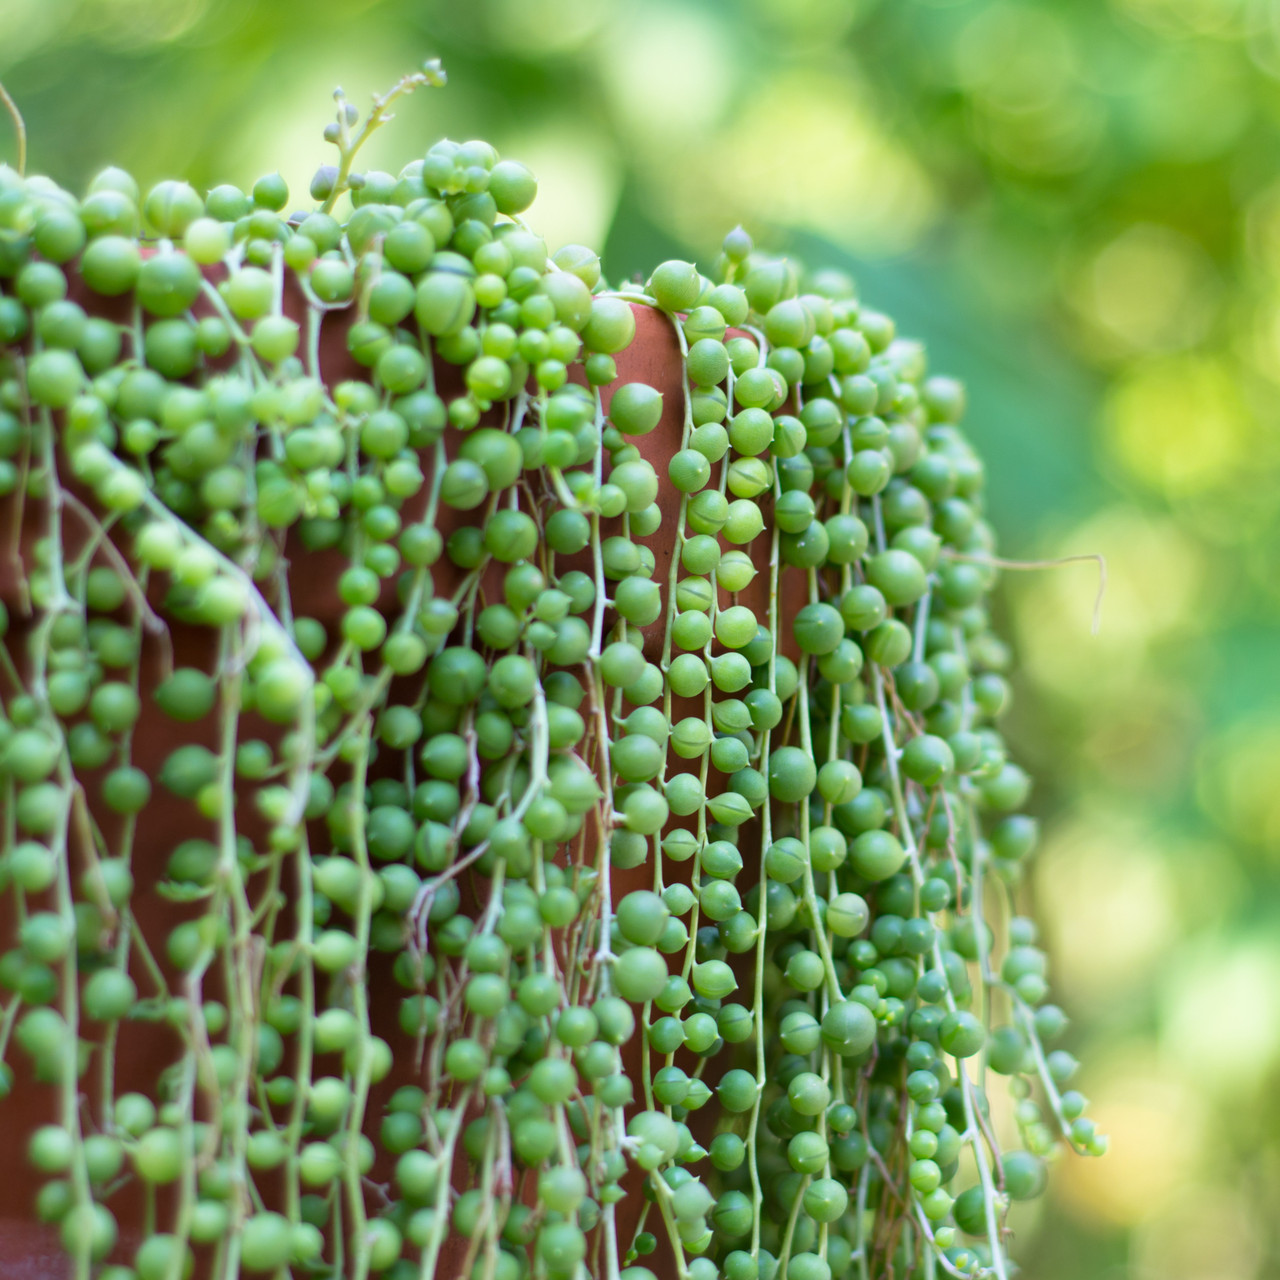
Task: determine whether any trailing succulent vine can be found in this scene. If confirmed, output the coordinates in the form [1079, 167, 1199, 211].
[0, 65, 1104, 1280]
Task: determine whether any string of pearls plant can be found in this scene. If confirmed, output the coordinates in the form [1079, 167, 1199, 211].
[0, 65, 1104, 1280]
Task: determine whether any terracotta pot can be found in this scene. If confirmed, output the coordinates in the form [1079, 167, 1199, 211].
[1, 283, 804, 1278]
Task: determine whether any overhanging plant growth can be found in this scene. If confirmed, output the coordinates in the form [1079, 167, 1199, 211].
[0, 65, 1104, 1280]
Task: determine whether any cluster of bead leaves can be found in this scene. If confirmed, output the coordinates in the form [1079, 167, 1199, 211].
[0, 67, 1104, 1280]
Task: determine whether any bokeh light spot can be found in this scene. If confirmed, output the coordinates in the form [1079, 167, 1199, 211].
[82, 0, 210, 48]
[1070, 223, 1220, 356]
[1134, 1184, 1263, 1280]
[1158, 937, 1280, 1092]
[485, 0, 619, 55]
[1103, 356, 1254, 496]
[1195, 719, 1280, 856]
[600, 4, 733, 140]
[1059, 1045, 1206, 1225]
[0, 0, 66, 71]
[510, 129, 622, 260]
[1013, 507, 1204, 696]
[692, 69, 937, 255]
[1118, 0, 1248, 38]
[1036, 809, 1178, 1004]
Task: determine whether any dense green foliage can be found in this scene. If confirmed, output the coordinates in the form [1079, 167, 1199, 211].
[0, 64, 1099, 1280]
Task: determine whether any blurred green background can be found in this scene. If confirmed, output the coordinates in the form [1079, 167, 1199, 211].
[4, 0, 1279, 1274]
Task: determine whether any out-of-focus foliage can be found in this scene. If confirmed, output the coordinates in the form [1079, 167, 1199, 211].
[3, 0, 1280, 1274]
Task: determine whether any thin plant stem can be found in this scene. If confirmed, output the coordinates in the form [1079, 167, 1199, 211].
[0, 78, 26, 175]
